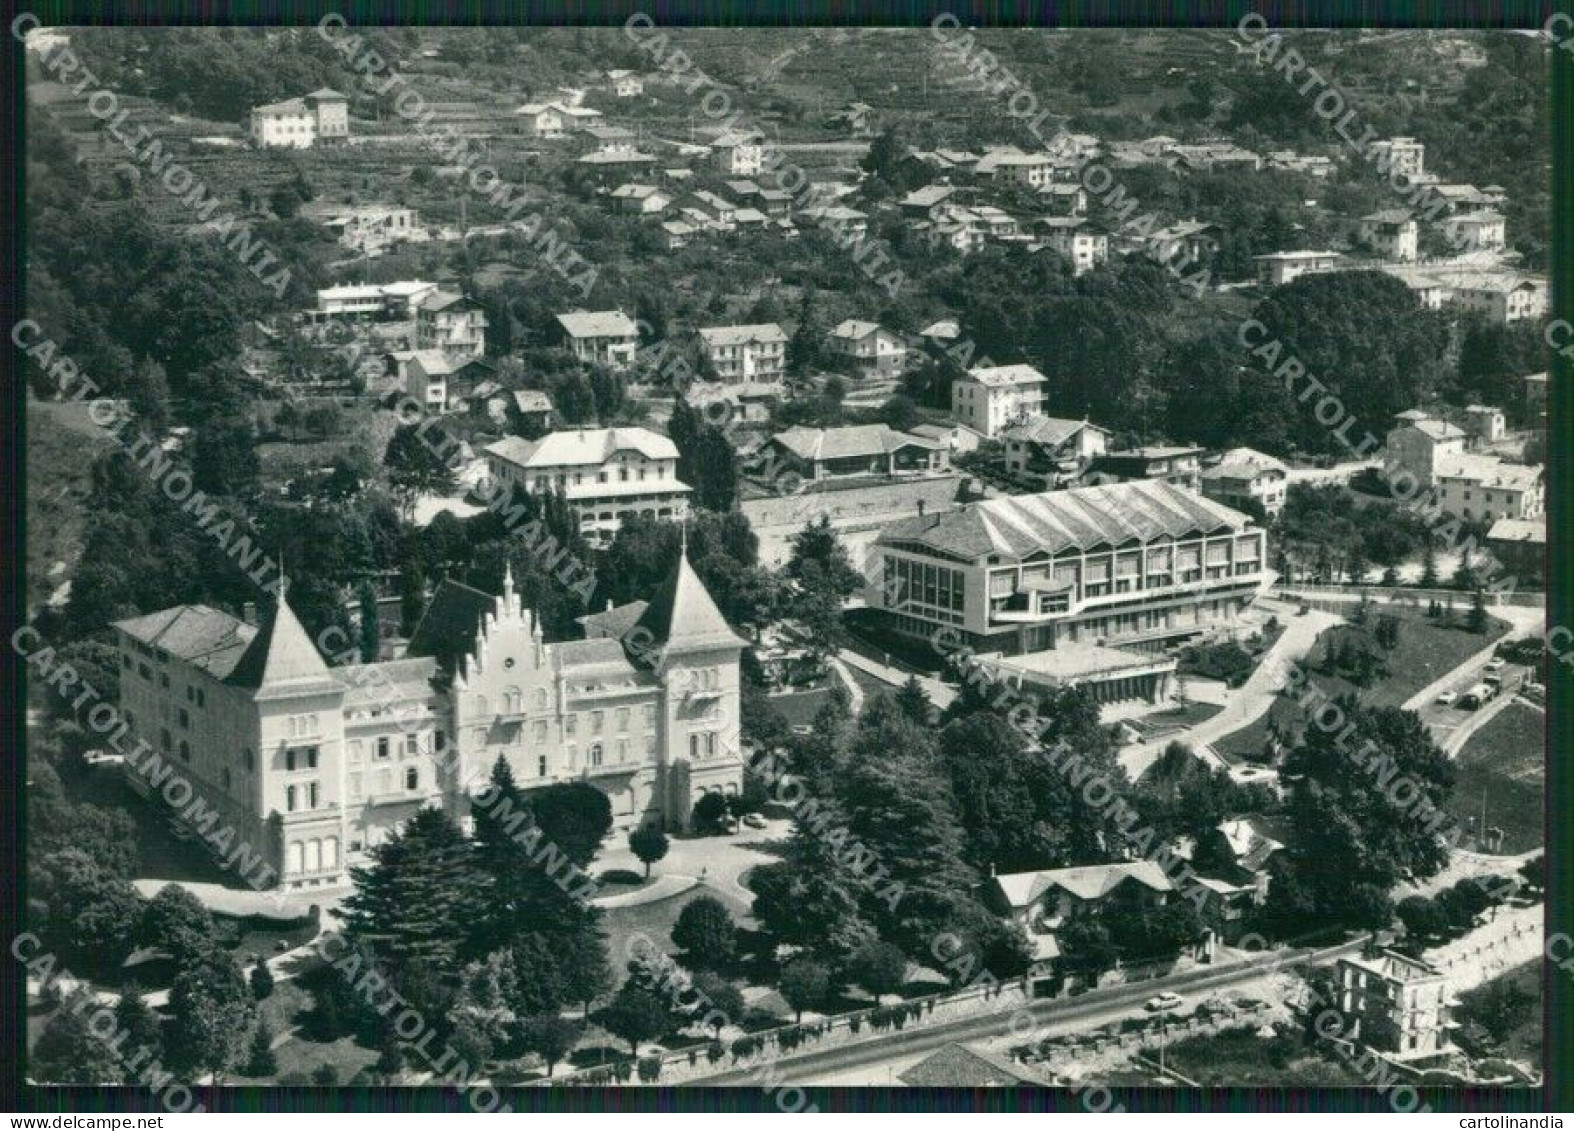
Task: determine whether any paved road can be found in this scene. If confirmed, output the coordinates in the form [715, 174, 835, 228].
[693, 936, 1368, 1085]
[1118, 600, 1342, 779]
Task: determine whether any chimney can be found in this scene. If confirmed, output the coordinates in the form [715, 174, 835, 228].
[242, 602, 258, 626]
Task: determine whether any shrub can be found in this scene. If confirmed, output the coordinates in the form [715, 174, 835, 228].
[637, 1055, 662, 1082]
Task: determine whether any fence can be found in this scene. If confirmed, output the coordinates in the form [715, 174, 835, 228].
[1424, 902, 1542, 998]
[547, 933, 1372, 1087]
[1275, 582, 1544, 610]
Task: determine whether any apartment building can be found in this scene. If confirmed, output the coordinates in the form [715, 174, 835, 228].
[1359, 211, 1419, 262]
[826, 320, 907, 378]
[1384, 415, 1467, 487]
[113, 559, 743, 891]
[484, 427, 690, 543]
[1335, 950, 1452, 1058]
[1371, 137, 1426, 181]
[710, 134, 764, 177]
[1432, 456, 1544, 523]
[952, 364, 1048, 438]
[557, 310, 641, 368]
[1038, 218, 1109, 274]
[1199, 447, 1289, 517]
[416, 291, 489, 360]
[249, 88, 349, 148]
[697, 323, 788, 383]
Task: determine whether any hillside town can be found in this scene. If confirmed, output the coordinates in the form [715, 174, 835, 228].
[18, 22, 1551, 1100]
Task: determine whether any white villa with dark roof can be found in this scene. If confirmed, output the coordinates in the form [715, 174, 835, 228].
[484, 427, 690, 543]
[867, 480, 1270, 705]
[112, 553, 743, 891]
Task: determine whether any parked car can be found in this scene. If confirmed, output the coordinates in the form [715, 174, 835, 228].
[1145, 991, 1185, 1013]
[742, 813, 768, 829]
[1485, 657, 1506, 672]
[1434, 690, 1458, 706]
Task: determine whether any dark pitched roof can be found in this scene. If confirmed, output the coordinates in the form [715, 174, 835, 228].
[898, 1043, 1040, 1086]
[632, 549, 746, 657]
[406, 579, 496, 671]
[112, 605, 257, 680]
[578, 600, 650, 641]
[225, 597, 342, 700]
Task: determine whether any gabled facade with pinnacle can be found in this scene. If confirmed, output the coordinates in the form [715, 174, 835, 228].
[112, 553, 744, 892]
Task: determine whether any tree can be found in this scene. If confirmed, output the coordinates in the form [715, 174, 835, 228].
[192, 412, 261, 497]
[518, 1013, 581, 1077]
[845, 940, 907, 1000]
[114, 985, 162, 1065]
[1375, 615, 1401, 651]
[670, 896, 738, 969]
[1468, 588, 1489, 634]
[691, 790, 731, 835]
[893, 675, 934, 726]
[311, 1063, 339, 1086]
[167, 949, 257, 1083]
[555, 922, 613, 1020]
[629, 824, 670, 880]
[250, 958, 275, 1001]
[358, 581, 381, 662]
[35, 849, 144, 978]
[383, 423, 457, 508]
[1058, 917, 1118, 975]
[687, 970, 744, 1037]
[778, 959, 831, 1023]
[32, 992, 124, 1083]
[246, 1020, 279, 1077]
[140, 883, 217, 963]
[1420, 542, 1439, 588]
[787, 287, 824, 376]
[1518, 855, 1545, 895]
[1396, 895, 1448, 943]
[340, 807, 486, 987]
[530, 782, 614, 868]
[127, 356, 171, 435]
[599, 966, 675, 1056]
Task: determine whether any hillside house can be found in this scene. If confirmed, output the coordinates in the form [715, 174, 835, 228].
[697, 323, 788, 383]
[1199, 447, 1289, 517]
[1001, 416, 1110, 484]
[826, 320, 907, 379]
[416, 291, 489, 360]
[952, 364, 1048, 438]
[557, 310, 641, 368]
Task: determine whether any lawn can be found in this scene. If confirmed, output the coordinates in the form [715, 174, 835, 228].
[1141, 1025, 1370, 1086]
[1445, 701, 1545, 854]
[841, 662, 902, 704]
[1215, 608, 1509, 760]
[597, 884, 758, 989]
[770, 688, 836, 730]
